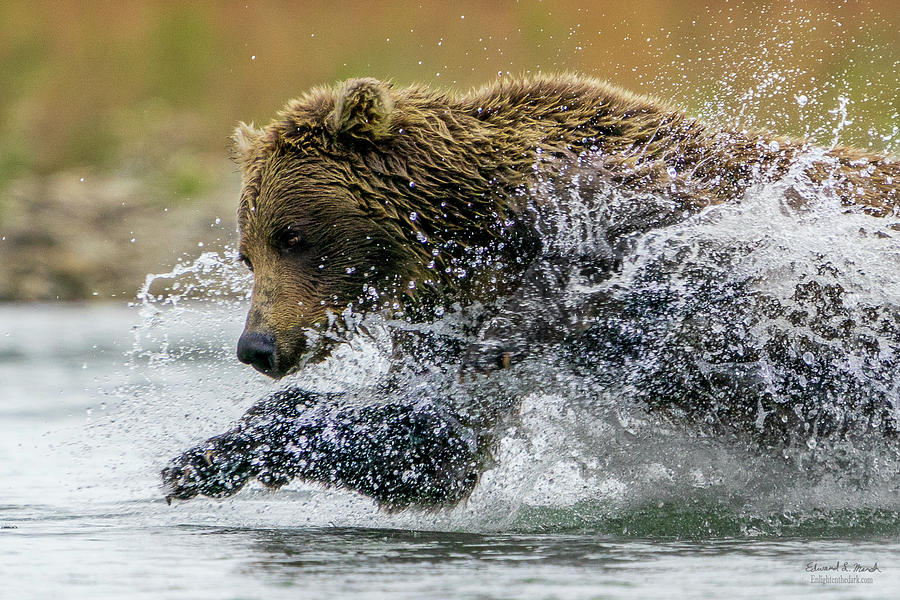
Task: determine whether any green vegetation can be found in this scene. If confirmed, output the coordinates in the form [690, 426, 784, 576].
[0, 0, 896, 190]
[0, 0, 895, 300]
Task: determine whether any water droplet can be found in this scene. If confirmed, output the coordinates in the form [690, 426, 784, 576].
[409, 211, 418, 221]
[795, 94, 808, 107]
[345, 266, 356, 274]
[802, 351, 815, 365]
[666, 166, 677, 179]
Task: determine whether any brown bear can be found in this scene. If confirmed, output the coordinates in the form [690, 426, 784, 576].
[162, 74, 900, 508]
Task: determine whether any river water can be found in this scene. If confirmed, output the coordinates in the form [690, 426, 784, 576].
[3, 170, 900, 598]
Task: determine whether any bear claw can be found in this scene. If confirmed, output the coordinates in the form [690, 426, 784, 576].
[460, 341, 517, 377]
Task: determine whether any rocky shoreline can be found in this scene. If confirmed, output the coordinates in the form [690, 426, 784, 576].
[0, 169, 241, 302]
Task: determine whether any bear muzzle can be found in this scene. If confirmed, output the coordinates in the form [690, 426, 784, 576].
[236, 330, 280, 377]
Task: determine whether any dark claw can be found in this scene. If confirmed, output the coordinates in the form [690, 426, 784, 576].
[460, 340, 517, 375]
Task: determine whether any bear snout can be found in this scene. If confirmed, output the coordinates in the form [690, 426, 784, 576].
[236, 330, 279, 377]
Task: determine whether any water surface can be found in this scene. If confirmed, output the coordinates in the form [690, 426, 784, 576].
[1, 298, 898, 597]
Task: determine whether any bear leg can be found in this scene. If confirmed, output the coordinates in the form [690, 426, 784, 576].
[162, 387, 484, 508]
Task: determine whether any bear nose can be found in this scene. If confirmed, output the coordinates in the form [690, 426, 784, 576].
[236, 331, 277, 374]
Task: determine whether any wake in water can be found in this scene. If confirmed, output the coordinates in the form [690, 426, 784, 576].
[114, 71, 899, 535]
[133, 143, 900, 535]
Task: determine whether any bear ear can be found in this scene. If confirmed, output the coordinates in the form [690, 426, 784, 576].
[327, 78, 394, 142]
[230, 121, 262, 163]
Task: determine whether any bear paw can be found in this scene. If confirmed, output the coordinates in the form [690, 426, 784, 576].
[161, 432, 256, 502]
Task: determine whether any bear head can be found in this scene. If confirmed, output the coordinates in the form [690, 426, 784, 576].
[230, 78, 532, 377]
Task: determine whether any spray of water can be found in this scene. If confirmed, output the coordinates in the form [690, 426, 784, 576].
[118, 141, 900, 537]
[121, 15, 899, 530]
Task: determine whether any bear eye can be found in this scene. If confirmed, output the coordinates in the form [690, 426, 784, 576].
[276, 227, 308, 254]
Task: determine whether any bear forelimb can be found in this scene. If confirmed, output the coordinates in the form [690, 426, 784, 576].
[162, 387, 483, 509]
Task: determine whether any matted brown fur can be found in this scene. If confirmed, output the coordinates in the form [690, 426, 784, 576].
[231, 73, 899, 377]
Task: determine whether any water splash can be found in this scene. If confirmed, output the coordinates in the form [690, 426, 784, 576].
[120, 148, 900, 536]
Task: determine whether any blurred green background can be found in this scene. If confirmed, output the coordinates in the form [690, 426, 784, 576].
[0, 0, 897, 301]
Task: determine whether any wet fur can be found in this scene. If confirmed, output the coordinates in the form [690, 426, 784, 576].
[163, 74, 900, 508]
